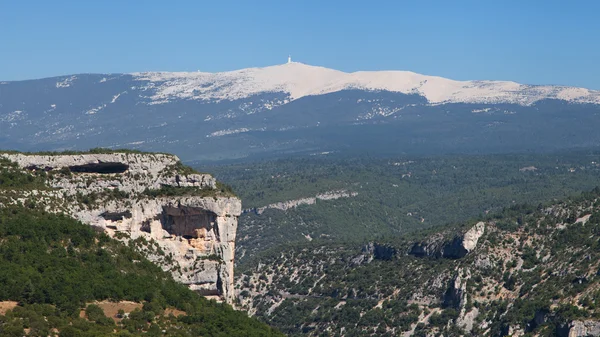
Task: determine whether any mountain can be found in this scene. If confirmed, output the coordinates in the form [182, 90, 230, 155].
[2, 63, 600, 161]
[130, 62, 600, 105]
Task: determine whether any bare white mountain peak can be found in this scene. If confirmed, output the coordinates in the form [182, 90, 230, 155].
[131, 62, 600, 106]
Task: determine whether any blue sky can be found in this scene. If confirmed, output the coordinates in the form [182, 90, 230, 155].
[1, 0, 599, 89]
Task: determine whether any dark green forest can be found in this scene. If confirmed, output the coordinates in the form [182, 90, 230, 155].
[203, 150, 600, 264]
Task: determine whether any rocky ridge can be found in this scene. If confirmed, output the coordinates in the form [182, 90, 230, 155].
[236, 190, 600, 336]
[0, 151, 240, 303]
[132, 62, 600, 106]
[244, 190, 358, 215]
[408, 221, 485, 259]
[3, 67, 600, 162]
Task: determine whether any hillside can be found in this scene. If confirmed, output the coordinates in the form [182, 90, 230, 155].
[236, 188, 600, 336]
[0, 149, 282, 335]
[0, 149, 279, 336]
[2, 63, 600, 161]
[0, 149, 241, 303]
[204, 151, 600, 264]
[0, 207, 282, 336]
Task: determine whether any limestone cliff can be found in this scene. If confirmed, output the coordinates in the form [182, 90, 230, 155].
[568, 321, 600, 337]
[409, 221, 485, 259]
[0, 151, 240, 303]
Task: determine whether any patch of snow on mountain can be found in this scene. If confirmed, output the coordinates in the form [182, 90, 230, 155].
[359, 105, 403, 120]
[0, 110, 26, 122]
[52, 124, 74, 135]
[43, 104, 57, 114]
[131, 63, 600, 106]
[85, 104, 106, 115]
[111, 92, 124, 103]
[207, 128, 252, 138]
[56, 76, 77, 88]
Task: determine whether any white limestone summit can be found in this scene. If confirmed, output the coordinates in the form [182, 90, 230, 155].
[132, 61, 600, 106]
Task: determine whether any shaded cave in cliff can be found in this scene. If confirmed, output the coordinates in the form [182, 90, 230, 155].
[195, 274, 223, 297]
[160, 206, 218, 241]
[68, 162, 129, 174]
[100, 210, 132, 222]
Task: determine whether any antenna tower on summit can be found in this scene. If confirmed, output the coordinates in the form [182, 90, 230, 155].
[287, 55, 292, 64]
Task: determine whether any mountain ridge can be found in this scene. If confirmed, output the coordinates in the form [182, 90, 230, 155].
[3, 62, 600, 161]
[130, 62, 600, 105]
[4, 62, 600, 106]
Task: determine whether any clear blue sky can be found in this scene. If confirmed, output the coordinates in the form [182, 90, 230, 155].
[1, 0, 599, 89]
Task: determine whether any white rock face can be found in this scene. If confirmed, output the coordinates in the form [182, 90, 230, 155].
[0, 152, 238, 303]
[250, 190, 358, 214]
[462, 222, 485, 252]
[1, 153, 216, 192]
[132, 62, 600, 106]
[94, 196, 241, 302]
[457, 307, 479, 333]
[569, 320, 600, 337]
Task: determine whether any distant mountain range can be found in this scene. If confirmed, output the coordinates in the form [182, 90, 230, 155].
[131, 62, 600, 105]
[2, 62, 600, 161]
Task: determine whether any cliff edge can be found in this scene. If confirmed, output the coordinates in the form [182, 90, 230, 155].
[0, 151, 241, 303]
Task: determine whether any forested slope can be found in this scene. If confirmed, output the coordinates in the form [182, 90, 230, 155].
[205, 151, 600, 264]
[0, 153, 282, 337]
[0, 206, 282, 336]
[236, 188, 600, 336]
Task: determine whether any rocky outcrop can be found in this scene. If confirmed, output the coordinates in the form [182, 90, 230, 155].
[352, 242, 397, 264]
[409, 222, 485, 259]
[0, 152, 238, 303]
[567, 320, 600, 337]
[83, 196, 240, 302]
[443, 269, 470, 309]
[462, 221, 485, 252]
[367, 243, 397, 261]
[245, 190, 358, 215]
[235, 187, 600, 336]
[3, 152, 216, 192]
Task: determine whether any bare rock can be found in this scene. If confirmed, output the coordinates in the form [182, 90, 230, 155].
[568, 320, 600, 337]
[0, 152, 237, 303]
[409, 222, 485, 259]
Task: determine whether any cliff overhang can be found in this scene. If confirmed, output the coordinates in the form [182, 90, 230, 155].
[0, 151, 240, 303]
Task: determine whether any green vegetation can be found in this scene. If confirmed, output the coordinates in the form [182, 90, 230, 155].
[0, 158, 48, 190]
[0, 207, 282, 336]
[204, 151, 600, 264]
[165, 160, 202, 176]
[237, 187, 600, 336]
[143, 184, 236, 198]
